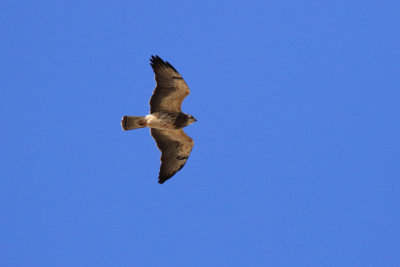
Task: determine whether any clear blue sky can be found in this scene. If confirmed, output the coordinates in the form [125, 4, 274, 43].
[1, 1, 399, 266]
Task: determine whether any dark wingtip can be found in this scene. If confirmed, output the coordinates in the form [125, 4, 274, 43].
[149, 55, 179, 73]
[158, 174, 174, 184]
[158, 177, 167, 184]
[158, 176, 169, 184]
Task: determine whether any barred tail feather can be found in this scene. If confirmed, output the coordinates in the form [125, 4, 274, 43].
[121, 116, 147, 130]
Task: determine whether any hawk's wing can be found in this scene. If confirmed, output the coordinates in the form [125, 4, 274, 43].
[149, 55, 190, 113]
[151, 128, 194, 184]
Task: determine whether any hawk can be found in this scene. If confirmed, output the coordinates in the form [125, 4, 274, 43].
[121, 55, 197, 184]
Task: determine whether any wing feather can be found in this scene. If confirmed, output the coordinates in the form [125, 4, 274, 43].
[149, 55, 190, 113]
[151, 128, 194, 184]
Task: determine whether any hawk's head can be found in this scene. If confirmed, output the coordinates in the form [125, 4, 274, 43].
[174, 113, 197, 128]
[186, 114, 197, 125]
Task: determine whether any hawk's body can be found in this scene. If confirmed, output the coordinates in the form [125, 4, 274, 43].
[121, 55, 196, 184]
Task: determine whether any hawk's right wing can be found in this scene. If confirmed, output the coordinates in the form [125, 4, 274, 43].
[150, 128, 194, 184]
[149, 55, 190, 113]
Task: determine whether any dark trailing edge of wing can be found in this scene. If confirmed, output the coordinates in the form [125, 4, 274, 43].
[150, 55, 179, 73]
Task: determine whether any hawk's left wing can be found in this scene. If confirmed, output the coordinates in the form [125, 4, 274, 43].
[149, 55, 190, 113]
[151, 128, 194, 184]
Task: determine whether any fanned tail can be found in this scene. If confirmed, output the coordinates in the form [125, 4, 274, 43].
[121, 116, 147, 130]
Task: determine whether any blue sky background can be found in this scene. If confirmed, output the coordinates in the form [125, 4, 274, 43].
[1, 1, 399, 266]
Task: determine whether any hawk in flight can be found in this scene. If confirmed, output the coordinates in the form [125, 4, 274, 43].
[121, 55, 197, 184]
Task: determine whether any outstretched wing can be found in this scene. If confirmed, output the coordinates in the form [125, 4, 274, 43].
[149, 55, 190, 113]
[151, 128, 194, 184]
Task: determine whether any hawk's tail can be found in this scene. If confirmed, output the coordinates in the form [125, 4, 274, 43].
[121, 116, 147, 131]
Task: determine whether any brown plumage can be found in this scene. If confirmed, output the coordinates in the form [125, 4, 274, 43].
[150, 129, 194, 184]
[121, 55, 196, 184]
[149, 55, 190, 113]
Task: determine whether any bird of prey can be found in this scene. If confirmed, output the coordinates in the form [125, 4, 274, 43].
[121, 55, 197, 184]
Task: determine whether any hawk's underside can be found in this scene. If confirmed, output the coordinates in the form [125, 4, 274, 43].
[121, 55, 196, 184]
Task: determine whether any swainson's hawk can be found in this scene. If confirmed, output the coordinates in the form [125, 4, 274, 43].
[121, 55, 196, 184]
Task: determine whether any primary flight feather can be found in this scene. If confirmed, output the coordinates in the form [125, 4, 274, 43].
[121, 55, 196, 184]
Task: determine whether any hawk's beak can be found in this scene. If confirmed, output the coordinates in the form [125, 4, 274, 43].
[194, 118, 197, 122]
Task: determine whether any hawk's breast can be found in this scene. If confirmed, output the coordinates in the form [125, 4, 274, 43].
[146, 113, 177, 129]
